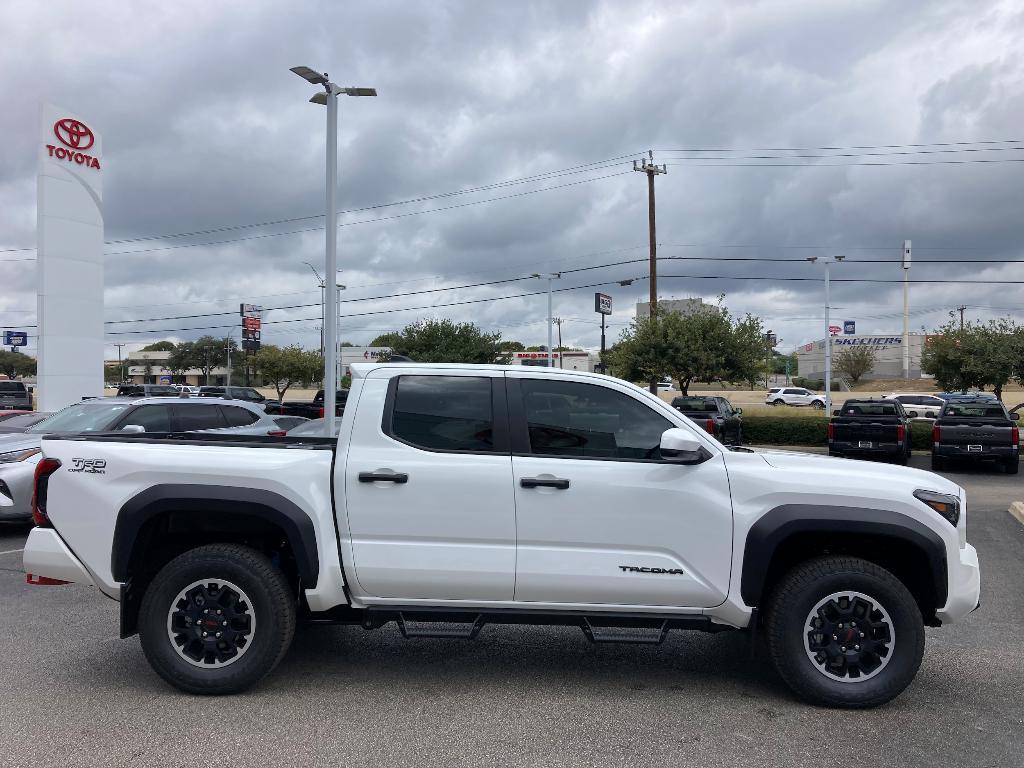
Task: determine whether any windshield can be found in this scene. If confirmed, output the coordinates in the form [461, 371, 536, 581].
[26, 402, 132, 433]
[0, 382, 27, 392]
[674, 398, 717, 412]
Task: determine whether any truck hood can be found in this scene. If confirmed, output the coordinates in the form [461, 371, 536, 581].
[754, 448, 961, 497]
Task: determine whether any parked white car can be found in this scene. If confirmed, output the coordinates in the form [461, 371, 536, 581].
[765, 387, 827, 409]
[882, 393, 946, 419]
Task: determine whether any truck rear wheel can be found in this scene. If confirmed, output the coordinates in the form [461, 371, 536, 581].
[1004, 457, 1019, 475]
[764, 556, 924, 708]
[138, 544, 296, 695]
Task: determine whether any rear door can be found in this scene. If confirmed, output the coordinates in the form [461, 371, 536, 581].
[508, 374, 733, 608]
[343, 370, 517, 601]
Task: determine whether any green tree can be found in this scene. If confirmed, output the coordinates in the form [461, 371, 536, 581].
[921, 317, 1019, 398]
[384, 319, 503, 364]
[834, 346, 878, 386]
[609, 300, 766, 394]
[252, 344, 321, 400]
[141, 341, 177, 352]
[104, 362, 123, 384]
[369, 332, 403, 348]
[0, 351, 36, 379]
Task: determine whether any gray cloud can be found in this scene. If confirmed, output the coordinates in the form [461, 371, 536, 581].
[2, 0, 1024, 360]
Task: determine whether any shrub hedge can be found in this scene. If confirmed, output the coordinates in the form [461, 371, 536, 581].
[743, 415, 934, 450]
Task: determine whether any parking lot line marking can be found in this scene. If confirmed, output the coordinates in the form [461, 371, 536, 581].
[0, 549, 24, 556]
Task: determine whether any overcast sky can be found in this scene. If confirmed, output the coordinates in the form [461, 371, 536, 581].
[3, 0, 1024, 359]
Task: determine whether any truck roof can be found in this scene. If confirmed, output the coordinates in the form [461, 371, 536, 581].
[349, 362, 607, 380]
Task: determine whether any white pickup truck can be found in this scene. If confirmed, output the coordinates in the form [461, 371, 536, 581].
[24, 363, 980, 707]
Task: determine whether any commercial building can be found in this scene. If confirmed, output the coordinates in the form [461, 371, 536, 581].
[796, 334, 929, 381]
[509, 351, 599, 371]
[635, 297, 718, 319]
[125, 351, 232, 386]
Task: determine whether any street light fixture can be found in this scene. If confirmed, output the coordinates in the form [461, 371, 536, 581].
[807, 255, 845, 414]
[531, 273, 561, 368]
[291, 64, 376, 437]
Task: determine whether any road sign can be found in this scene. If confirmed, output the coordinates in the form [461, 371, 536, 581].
[594, 293, 613, 315]
[3, 331, 27, 347]
[829, 325, 841, 336]
[843, 320, 856, 335]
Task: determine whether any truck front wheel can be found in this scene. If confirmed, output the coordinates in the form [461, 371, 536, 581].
[764, 556, 924, 708]
[138, 543, 296, 695]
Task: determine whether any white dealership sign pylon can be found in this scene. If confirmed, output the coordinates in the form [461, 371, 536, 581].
[37, 104, 104, 410]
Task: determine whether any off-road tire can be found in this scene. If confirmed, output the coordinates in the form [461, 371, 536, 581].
[1004, 457, 1019, 475]
[931, 453, 947, 472]
[139, 544, 296, 695]
[765, 556, 924, 708]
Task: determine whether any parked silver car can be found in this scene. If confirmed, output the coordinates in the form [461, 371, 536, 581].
[0, 397, 280, 522]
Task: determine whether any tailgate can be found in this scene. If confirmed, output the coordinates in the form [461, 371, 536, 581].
[831, 420, 901, 443]
[938, 421, 1014, 447]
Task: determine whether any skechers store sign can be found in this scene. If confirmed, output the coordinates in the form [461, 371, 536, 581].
[834, 336, 902, 347]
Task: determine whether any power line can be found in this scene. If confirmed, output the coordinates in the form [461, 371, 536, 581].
[654, 139, 1024, 152]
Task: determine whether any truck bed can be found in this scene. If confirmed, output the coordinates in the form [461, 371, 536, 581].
[48, 431, 337, 450]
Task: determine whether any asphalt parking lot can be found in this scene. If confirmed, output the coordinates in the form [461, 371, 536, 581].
[1, 455, 1022, 768]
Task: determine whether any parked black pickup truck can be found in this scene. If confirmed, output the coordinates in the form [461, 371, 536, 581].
[932, 399, 1020, 473]
[0, 381, 33, 411]
[670, 395, 742, 445]
[828, 399, 911, 463]
[263, 389, 349, 419]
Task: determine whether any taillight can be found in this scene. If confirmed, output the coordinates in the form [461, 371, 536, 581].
[827, 423, 834, 440]
[705, 418, 714, 434]
[318, 407, 325, 418]
[896, 424, 905, 442]
[267, 430, 287, 437]
[31, 457, 62, 527]
[1013, 425, 1019, 445]
[932, 424, 940, 443]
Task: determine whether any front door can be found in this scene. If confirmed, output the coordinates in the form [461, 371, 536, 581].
[508, 374, 733, 608]
[343, 370, 516, 601]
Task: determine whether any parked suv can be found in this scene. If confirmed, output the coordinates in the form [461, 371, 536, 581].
[115, 384, 178, 398]
[0, 397, 280, 522]
[882, 393, 946, 419]
[766, 387, 827, 409]
[0, 381, 32, 411]
[197, 386, 268, 403]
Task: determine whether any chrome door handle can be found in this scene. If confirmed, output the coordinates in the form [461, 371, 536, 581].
[520, 477, 570, 490]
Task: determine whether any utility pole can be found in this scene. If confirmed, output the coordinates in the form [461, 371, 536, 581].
[634, 150, 667, 394]
[902, 240, 911, 380]
[554, 318, 563, 368]
[113, 343, 127, 384]
[224, 337, 233, 387]
[957, 305, 967, 331]
[808, 256, 845, 414]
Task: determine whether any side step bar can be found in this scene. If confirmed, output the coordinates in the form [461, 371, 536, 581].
[310, 606, 727, 644]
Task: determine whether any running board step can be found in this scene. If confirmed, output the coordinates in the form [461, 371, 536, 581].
[396, 612, 485, 640]
[581, 618, 670, 645]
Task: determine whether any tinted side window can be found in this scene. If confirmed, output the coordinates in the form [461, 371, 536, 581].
[119, 405, 172, 432]
[783, 389, 804, 395]
[388, 376, 495, 452]
[519, 379, 673, 460]
[221, 406, 259, 427]
[174, 404, 228, 431]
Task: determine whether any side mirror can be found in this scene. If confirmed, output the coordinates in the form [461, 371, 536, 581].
[734, 408, 743, 415]
[925, 411, 936, 419]
[660, 428, 712, 465]
[121, 424, 145, 433]
[1012, 412, 1020, 421]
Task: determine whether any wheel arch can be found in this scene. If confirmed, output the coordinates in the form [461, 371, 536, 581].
[741, 504, 948, 623]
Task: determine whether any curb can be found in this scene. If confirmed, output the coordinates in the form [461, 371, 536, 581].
[1009, 501, 1024, 527]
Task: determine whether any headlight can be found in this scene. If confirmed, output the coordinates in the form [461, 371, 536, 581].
[0, 448, 41, 464]
[914, 489, 960, 527]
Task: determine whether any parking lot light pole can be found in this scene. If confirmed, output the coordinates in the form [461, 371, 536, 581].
[807, 256, 844, 414]
[291, 66, 375, 436]
[531, 273, 561, 367]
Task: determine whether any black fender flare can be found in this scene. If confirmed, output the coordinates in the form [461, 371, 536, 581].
[740, 504, 948, 608]
[111, 484, 320, 587]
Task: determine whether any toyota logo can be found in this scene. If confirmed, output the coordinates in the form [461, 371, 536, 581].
[53, 118, 94, 151]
